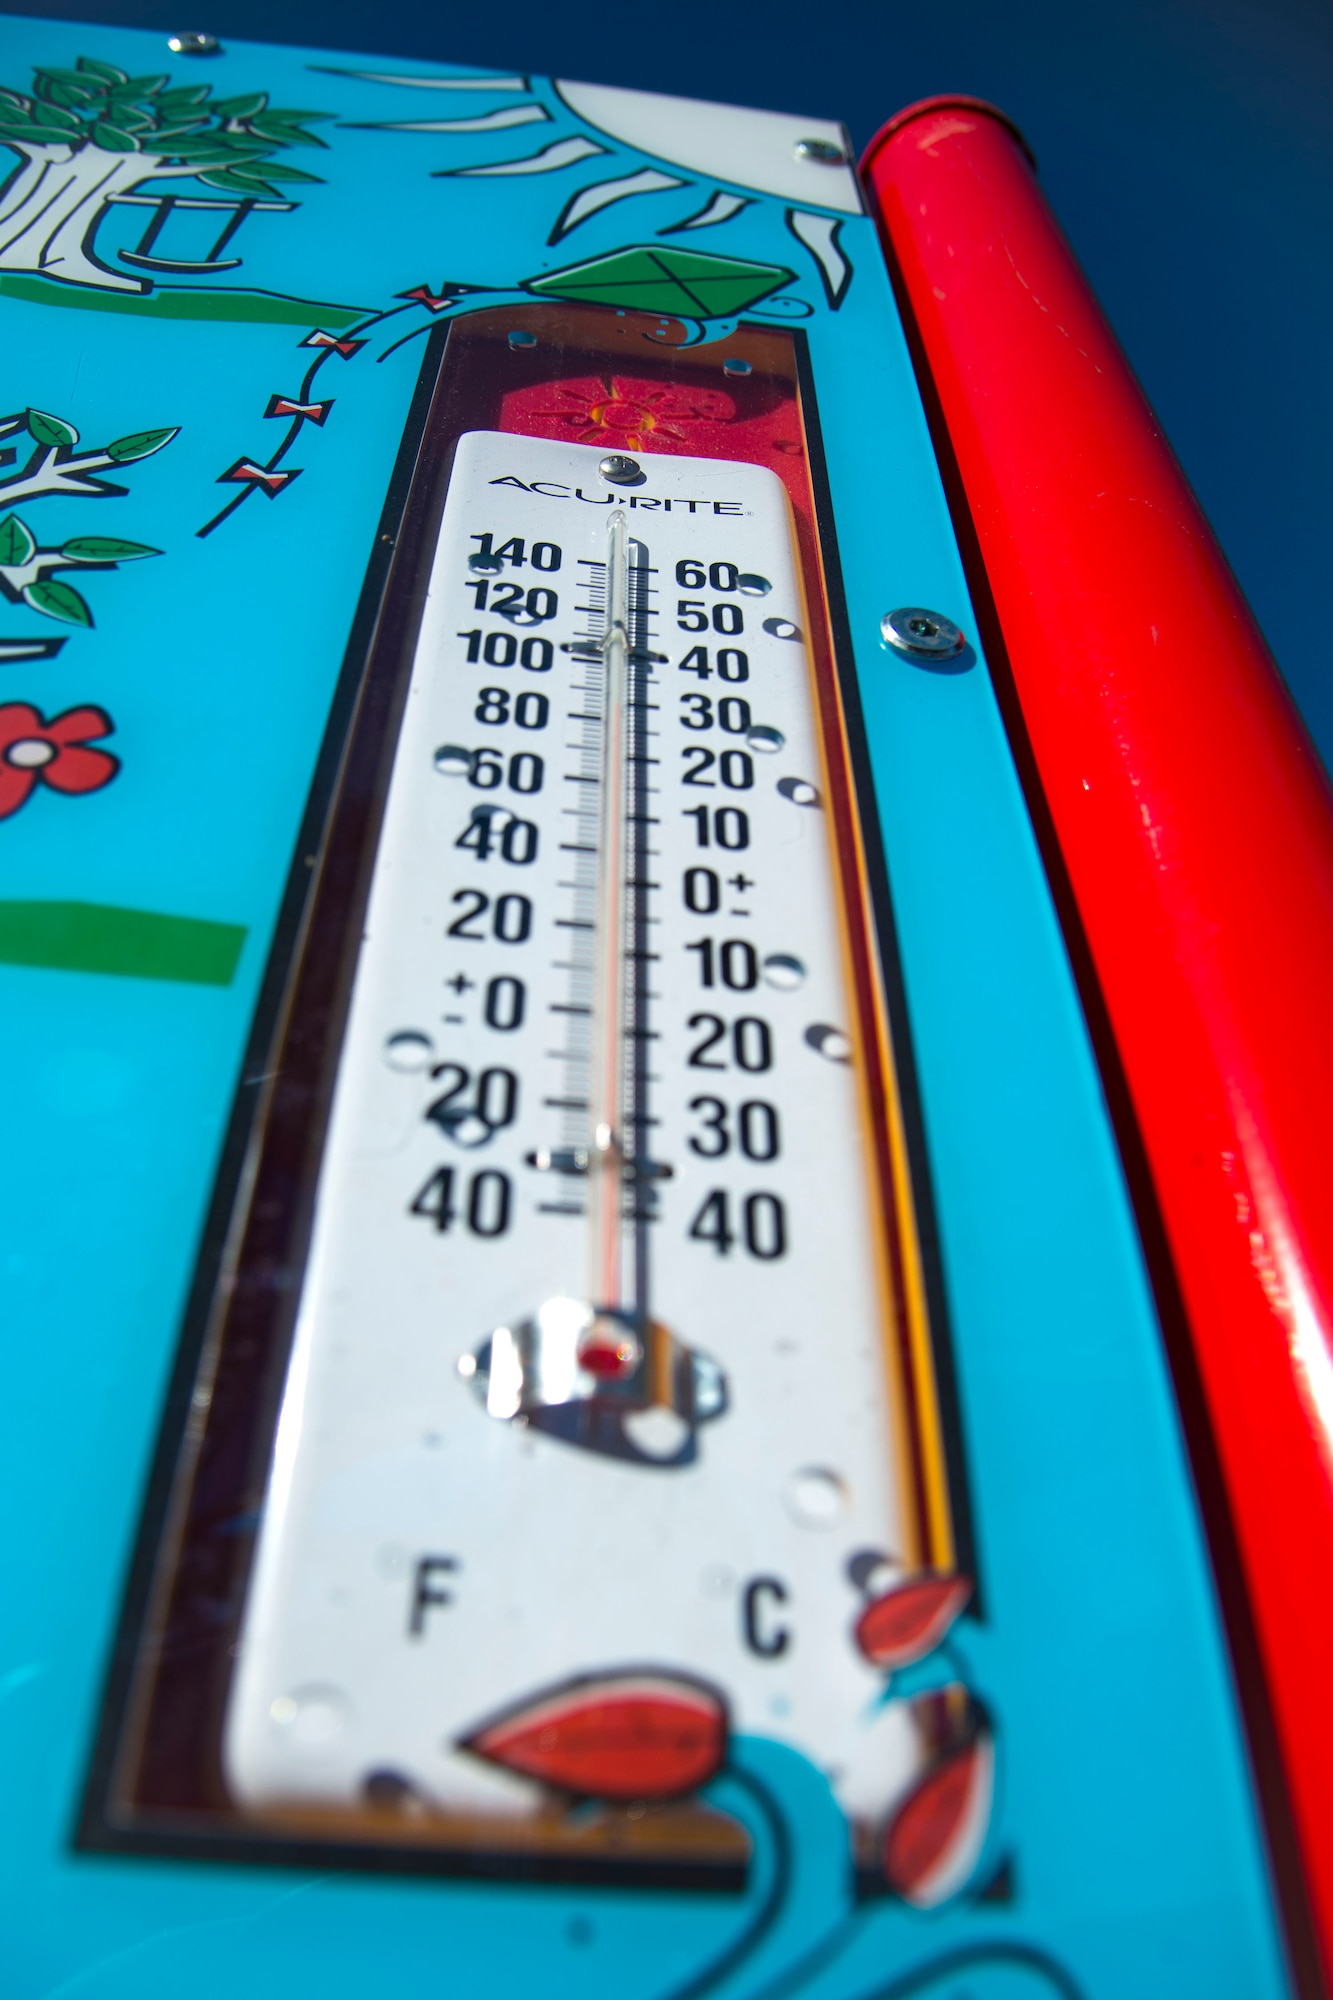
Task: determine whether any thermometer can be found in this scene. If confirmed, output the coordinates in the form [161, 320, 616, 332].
[219, 431, 966, 1875]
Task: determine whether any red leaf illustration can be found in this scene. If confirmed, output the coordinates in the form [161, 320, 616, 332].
[883, 1730, 995, 1908]
[854, 1573, 973, 1669]
[461, 1670, 727, 1801]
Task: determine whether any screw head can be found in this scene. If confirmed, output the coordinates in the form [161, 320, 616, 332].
[794, 137, 846, 164]
[168, 29, 221, 52]
[880, 607, 966, 659]
[599, 454, 644, 486]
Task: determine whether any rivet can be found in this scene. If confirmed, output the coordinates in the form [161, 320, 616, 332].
[599, 454, 643, 486]
[880, 606, 965, 659]
[507, 329, 537, 350]
[167, 30, 221, 53]
[793, 137, 846, 164]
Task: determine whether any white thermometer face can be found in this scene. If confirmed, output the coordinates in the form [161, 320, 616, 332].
[223, 431, 946, 1854]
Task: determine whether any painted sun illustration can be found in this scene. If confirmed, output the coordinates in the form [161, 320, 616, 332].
[533, 376, 735, 452]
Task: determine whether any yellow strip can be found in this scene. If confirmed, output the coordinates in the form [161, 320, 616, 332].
[795, 484, 958, 1578]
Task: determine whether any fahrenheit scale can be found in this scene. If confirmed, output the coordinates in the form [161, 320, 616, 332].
[223, 433, 969, 1880]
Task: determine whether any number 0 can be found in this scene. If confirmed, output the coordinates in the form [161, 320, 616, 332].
[483, 975, 525, 1030]
[743, 1192, 786, 1259]
[467, 1170, 511, 1237]
[494, 893, 532, 941]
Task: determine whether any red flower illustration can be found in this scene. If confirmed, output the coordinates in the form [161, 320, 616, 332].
[0, 702, 119, 820]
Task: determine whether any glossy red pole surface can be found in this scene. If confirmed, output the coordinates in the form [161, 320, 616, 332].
[863, 98, 1333, 1978]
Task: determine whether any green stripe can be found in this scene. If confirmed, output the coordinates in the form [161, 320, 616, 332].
[0, 901, 246, 985]
[0, 274, 368, 326]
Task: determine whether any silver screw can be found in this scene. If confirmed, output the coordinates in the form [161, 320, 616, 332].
[794, 137, 846, 164]
[599, 454, 643, 486]
[168, 30, 221, 53]
[880, 607, 966, 659]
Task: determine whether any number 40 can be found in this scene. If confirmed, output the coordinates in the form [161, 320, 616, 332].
[410, 1167, 512, 1236]
[687, 1189, 787, 1259]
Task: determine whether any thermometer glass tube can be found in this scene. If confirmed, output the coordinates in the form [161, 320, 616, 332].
[92, 314, 972, 1891]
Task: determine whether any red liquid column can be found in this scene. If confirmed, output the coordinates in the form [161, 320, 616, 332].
[863, 96, 1333, 1984]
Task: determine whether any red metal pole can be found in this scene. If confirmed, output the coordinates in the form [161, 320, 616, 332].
[863, 97, 1333, 1981]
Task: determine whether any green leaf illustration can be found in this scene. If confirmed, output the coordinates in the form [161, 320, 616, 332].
[27, 409, 78, 448]
[60, 536, 160, 562]
[23, 577, 93, 625]
[158, 139, 235, 161]
[37, 66, 98, 89]
[76, 57, 130, 84]
[213, 91, 269, 117]
[91, 121, 141, 151]
[247, 114, 327, 148]
[198, 167, 275, 196]
[105, 104, 154, 133]
[163, 138, 256, 164]
[30, 100, 83, 131]
[0, 122, 40, 144]
[164, 129, 271, 158]
[208, 130, 275, 152]
[31, 82, 94, 115]
[158, 84, 212, 108]
[103, 426, 178, 462]
[217, 158, 278, 179]
[236, 159, 323, 184]
[0, 514, 37, 566]
[152, 127, 212, 152]
[110, 74, 169, 98]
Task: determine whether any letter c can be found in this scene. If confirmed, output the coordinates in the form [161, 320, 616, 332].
[742, 1575, 790, 1658]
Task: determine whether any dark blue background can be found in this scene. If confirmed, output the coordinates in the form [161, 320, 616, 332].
[10, 0, 1333, 766]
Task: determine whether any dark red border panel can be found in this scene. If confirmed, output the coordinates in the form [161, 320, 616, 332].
[863, 97, 1333, 1980]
